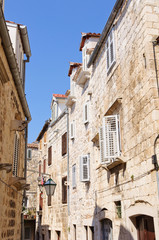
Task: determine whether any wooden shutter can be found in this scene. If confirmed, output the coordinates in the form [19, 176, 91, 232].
[43, 159, 46, 173]
[39, 163, 41, 176]
[48, 146, 52, 166]
[62, 132, 67, 156]
[80, 155, 90, 182]
[103, 115, 120, 160]
[39, 193, 43, 210]
[72, 164, 76, 188]
[13, 132, 20, 177]
[62, 176, 67, 204]
[44, 132, 47, 143]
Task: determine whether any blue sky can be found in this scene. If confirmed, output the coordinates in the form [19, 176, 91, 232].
[4, 0, 116, 143]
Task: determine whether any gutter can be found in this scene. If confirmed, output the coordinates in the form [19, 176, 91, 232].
[0, 8, 31, 121]
[19, 25, 31, 59]
[87, 0, 124, 68]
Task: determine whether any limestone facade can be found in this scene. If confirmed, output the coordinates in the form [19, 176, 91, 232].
[36, 94, 68, 240]
[0, 6, 31, 240]
[67, 0, 159, 239]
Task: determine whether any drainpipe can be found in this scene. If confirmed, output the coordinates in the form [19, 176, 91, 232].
[66, 107, 70, 215]
[152, 40, 159, 97]
[152, 135, 159, 199]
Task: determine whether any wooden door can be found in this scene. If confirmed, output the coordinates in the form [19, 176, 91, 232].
[136, 215, 155, 240]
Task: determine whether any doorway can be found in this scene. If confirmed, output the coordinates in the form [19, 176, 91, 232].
[101, 219, 113, 240]
[136, 215, 155, 240]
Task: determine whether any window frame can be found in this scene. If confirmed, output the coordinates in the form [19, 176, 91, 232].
[83, 102, 89, 124]
[106, 28, 116, 72]
[80, 154, 90, 182]
[72, 164, 76, 188]
[62, 176, 67, 204]
[27, 148, 32, 160]
[62, 132, 67, 156]
[70, 121, 75, 139]
[99, 115, 121, 164]
[48, 146, 52, 166]
[13, 131, 20, 177]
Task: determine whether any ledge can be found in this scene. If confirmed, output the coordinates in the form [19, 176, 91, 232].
[66, 95, 76, 107]
[76, 69, 90, 86]
[9, 177, 30, 191]
[104, 98, 122, 116]
[0, 163, 12, 173]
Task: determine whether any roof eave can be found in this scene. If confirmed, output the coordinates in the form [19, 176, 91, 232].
[87, 0, 124, 68]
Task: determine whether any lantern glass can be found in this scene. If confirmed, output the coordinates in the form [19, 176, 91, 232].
[44, 178, 56, 196]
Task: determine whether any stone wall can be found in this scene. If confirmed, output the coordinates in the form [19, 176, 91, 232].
[0, 35, 26, 239]
[68, 0, 159, 239]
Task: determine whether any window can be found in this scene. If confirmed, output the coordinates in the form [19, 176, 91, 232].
[82, 46, 90, 71]
[13, 132, 20, 177]
[70, 121, 75, 139]
[27, 148, 32, 160]
[99, 115, 121, 164]
[72, 164, 76, 188]
[115, 201, 122, 218]
[48, 146, 52, 166]
[84, 226, 88, 240]
[106, 28, 115, 71]
[40, 139, 42, 150]
[44, 132, 47, 143]
[56, 231, 61, 240]
[80, 155, 90, 182]
[52, 102, 58, 121]
[62, 176, 67, 204]
[39, 162, 41, 176]
[62, 132, 67, 156]
[48, 230, 51, 240]
[90, 226, 94, 240]
[83, 102, 89, 124]
[43, 159, 46, 174]
[48, 195, 51, 206]
[73, 225, 76, 240]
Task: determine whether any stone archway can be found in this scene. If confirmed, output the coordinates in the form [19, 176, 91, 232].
[125, 202, 158, 240]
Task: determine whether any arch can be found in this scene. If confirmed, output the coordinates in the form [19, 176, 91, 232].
[125, 202, 158, 240]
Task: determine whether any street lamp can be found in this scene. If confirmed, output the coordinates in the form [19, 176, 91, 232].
[44, 178, 57, 196]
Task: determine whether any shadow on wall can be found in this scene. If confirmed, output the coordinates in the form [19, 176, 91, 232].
[92, 204, 135, 240]
[118, 224, 134, 240]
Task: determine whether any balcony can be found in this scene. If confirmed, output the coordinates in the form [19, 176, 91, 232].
[76, 67, 91, 86]
[66, 95, 76, 107]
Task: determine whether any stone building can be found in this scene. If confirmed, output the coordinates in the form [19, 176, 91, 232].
[36, 94, 68, 240]
[24, 142, 39, 240]
[0, 3, 31, 240]
[67, 0, 159, 239]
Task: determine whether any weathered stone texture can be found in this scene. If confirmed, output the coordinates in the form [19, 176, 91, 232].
[0, 33, 25, 240]
[68, 0, 159, 239]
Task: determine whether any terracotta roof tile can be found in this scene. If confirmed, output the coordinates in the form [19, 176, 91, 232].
[68, 62, 82, 76]
[27, 143, 38, 149]
[79, 32, 101, 51]
[53, 94, 67, 98]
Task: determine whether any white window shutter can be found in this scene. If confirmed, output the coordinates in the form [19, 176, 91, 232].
[80, 155, 90, 182]
[103, 115, 120, 161]
[106, 28, 115, 71]
[13, 132, 20, 177]
[83, 102, 89, 124]
[99, 127, 105, 164]
[72, 164, 76, 188]
[70, 121, 75, 139]
[83, 47, 87, 71]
